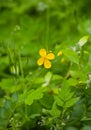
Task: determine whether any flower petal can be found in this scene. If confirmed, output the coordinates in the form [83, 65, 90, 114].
[37, 57, 44, 66]
[46, 53, 55, 60]
[44, 59, 51, 68]
[39, 49, 46, 57]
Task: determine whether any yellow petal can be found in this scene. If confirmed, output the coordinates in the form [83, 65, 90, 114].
[44, 59, 51, 69]
[46, 53, 55, 60]
[37, 57, 44, 66]
[39, 49, 46, 57]
[57, 51, 63, 56]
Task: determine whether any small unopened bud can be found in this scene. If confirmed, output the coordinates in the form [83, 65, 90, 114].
[57, 51, 63, 56]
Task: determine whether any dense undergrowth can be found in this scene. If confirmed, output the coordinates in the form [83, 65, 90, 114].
[0, 0, 91, 130]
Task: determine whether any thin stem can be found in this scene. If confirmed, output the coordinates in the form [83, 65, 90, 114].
[18, 53, 29, 129]
[7, 44, 14, 64]
[79, 46, 84, 70]
[45, 2, 50, 50]
[18, 53, 24, 78]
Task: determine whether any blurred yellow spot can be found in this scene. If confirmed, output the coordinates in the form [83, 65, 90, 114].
[37, 49, 55, 69]
[61, 58, 65, 63]
[57, 51, 63, 56]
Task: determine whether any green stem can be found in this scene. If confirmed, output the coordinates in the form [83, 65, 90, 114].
[45, 2, 50, 50]
[7, 44, 14, 64]
[18, 54, 28, 129]
[61, 107, 66, 120]
[18, 53, 24, 78]
[79, 46, 84, 70]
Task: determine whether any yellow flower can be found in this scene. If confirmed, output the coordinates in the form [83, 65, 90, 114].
[37, 49, 55, 69]
[57, 51, 63, 56]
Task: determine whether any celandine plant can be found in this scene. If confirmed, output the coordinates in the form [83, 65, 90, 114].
[0, 36, 91, 130]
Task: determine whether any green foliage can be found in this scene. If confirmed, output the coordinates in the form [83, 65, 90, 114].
[63, 48, 79, 64]
[25, 87, 47, 105]
[54, 81, 79, 108]
[78, 35, 89, 47]
[0, 0, 91, 130]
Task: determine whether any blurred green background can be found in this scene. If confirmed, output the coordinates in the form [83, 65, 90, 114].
[0, 1, 91, 130]
[0, 0, 91, 46]
[0, 0, 91, 74]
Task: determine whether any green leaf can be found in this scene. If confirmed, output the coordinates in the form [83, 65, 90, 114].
[58, 88, 74, 102]
[78, 35, 89, 47]
[63, 48, 79, 64]
[0, 78, 22, 93]
[45, 71, 52, 84]
[43, 71, 52, 87]
[40, 92, 54, 109]
[25, 87, 47, 105]
[65, 126, 77, 130]
[54, 80, 79, 108]
[58, 81, 74, 101]
[65, 97, 79, 108]
[67, 78, 78, 86]
[48, 102, 60, 117]
[54, 96, 64, 107]
[82, 126, 91, 130]
[29, 102, 42, 119]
